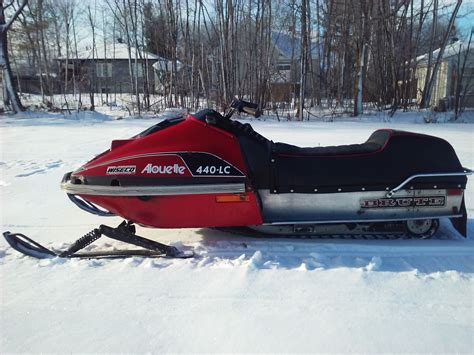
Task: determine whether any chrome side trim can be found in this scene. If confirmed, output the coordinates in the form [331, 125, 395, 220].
[61, 182, 246, 196]
[258, 189, 463, 223]
[386, 168, 472, 197]
[265, 214, 463, 225]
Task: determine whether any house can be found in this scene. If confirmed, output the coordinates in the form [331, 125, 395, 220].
[269, 31, 320, 102]
[204, 29, 320, 103]
[8, 53, 59, 96]
[416, 40, 474, 109]
[56, 42, 163, 94]
[152, 58, 189, 94]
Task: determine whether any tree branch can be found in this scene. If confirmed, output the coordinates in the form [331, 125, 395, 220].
[5, 0, 27, 31]
[4, 0, 16, 11]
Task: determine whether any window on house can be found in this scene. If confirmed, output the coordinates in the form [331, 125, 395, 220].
[132, 64, 144, 78]
[274, 64, 292, 82]
[277, 64, 291, 71]
[96, 63, 113, 78]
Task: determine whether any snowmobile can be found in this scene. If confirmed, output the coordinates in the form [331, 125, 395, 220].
[4, 99, 472, 259]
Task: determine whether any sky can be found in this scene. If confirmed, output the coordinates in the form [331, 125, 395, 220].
[22, 0, 473, 51]
[457, 0, 474, 37]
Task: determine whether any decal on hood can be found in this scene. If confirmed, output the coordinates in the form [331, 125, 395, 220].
[141, 163, 187, 175]
[106, 165, 136, 175]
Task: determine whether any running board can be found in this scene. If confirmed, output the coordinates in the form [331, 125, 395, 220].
[246, 222, 407, 237]
[3, 221, 194, 259]
[265, 214, 463, 225]
[262, 214, 466, 238]
[220, 220, 437, 239]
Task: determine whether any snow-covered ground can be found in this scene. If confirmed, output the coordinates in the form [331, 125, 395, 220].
[1, 112, 473, 353]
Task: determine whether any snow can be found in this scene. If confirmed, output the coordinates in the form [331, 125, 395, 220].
[416, 40, 468, 63]
[57, 42, 163, 61]
[1, 112, 474, 353]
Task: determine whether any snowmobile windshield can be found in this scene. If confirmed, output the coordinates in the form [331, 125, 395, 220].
[135, 116, 185, 138]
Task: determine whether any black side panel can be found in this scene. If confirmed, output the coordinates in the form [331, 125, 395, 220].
[191, 110, 273, 189]
[237, 135, 272, 189]
[273, 132, 467, 193]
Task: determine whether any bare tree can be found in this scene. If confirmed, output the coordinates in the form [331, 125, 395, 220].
[298, 0, 309, 120]
[420, 0, 462, 108]
[86, 3, 97, 110]
[107, 0, 141, 114]
[3, 0, 469, 117]
[454, 29, 473, 119]
[0, 0, 28, 113]
[353, 0, 370, 117]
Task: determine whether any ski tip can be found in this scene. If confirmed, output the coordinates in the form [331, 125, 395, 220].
[174, 250, 195, 259]
[3, 231, 57, 259]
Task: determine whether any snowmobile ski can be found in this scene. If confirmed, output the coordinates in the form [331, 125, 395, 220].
[3, 221, 194, 259]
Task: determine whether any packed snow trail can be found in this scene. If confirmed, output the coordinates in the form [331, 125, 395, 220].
[1, 113, 473, 353]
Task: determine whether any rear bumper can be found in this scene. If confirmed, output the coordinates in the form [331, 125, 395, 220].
[450, 197, 468, 237]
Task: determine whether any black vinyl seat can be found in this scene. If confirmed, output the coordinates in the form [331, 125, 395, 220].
[273, 130, 391, 157]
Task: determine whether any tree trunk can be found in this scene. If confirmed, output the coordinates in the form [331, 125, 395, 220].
[454, 30, 473, 119]
[421, 0, 462, 109]
[0, 0, 28, 113]
[298, 0, 308, 120]
[0, 30, 24, 112]
[354, 43, 366, 116]
[419, 0, 438, 108]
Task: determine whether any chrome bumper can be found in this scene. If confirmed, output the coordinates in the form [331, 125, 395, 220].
[61, 172, 246, 196]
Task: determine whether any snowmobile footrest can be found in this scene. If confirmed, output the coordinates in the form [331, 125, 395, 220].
[3, 221, 193, 259]
[96, 222, 188, 258]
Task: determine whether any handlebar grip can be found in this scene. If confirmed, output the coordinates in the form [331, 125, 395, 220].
[243, 106, 262, 118]
[243, 106, 257, 116]
[230, 99, 261, 118]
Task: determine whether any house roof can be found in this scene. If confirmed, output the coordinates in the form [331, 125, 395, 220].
[57, 42, 163, 60]
[416, 40, 468, 63]
[152, 59, 185, 72]
[271, 31, 320, 59]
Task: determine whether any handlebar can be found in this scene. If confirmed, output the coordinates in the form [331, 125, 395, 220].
[225, 99, 262, 119]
